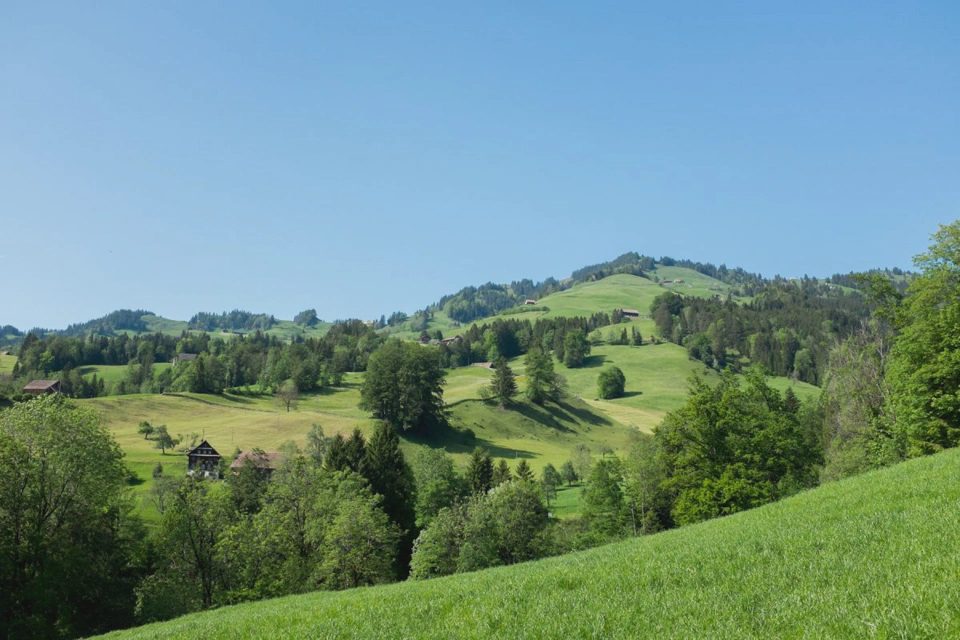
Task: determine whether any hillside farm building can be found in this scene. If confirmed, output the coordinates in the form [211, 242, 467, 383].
[523, 299, 537, 305]
[230, 450, 281, 475]
[173, 353, 198, 366]
[23, 379, 61, 395]
[187, 440, 221, 478]
[620, 309, 640, 318]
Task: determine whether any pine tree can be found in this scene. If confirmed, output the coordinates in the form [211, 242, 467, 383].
[324, 433, 351, 471]
[489, 358, 518, 408]
[362, 421, 417, 577]
[514, 459, 534, 482]
[466, 447, 493, 494]
[345, 427, 367, 473]
[492, 459, 512, 487]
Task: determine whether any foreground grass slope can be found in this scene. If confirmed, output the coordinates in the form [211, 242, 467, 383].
[101, 448, 960, 639]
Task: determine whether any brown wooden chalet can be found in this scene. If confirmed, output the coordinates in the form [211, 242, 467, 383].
[23, 379, 61, 395]
[173, 353, 198, 366]
[230, 450, 281, 475]
[523, 299, 537, 305]
[619, 309, 640, 318]
[187, 440, 221, 478]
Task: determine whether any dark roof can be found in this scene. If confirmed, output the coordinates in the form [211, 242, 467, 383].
[620, 309, 640, 315]
[23, 379, 60, 392]
[230, 450, 281, 470]
[187, 440, 220, 457]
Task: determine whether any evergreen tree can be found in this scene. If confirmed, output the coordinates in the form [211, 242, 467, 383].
[466, 447, 493, 495]
[362, 421, 417, 578]
[488, 358, 518, 408]
[345, 427, 367, 474]
[514, 459, 534, 482]
[524, 346, 564, 405]
[324, 433, 351, 471]
[492, 459, 512, 487]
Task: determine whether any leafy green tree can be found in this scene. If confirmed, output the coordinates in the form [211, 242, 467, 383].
[563, 329, 591, 367]
[524, 346, 565, 405]
[305, 423, 329, 467]
[153, 424, 178, 455]
[460, 480, 550, 571]
[0, 395, 145, 638]
[597, 366, 627, 399]
[275, 379, 300, 412]
[514, 459, 534, 482]
[138, 420, 155, 439]
[488, 357, 518, 408]
[571, 443, 593, 481]
[227, 449, 271, 515]
[887, 221, 960, 456]
[657, 370, 820, 525]
[582, 458, 625, 539]
[561, 460, 578, 486]
[541, 463, 562, 507]
[409, 504, 469, 580]
[412, 449, 463, 528]
[492, 458, 512, 487]
[359, 339, 447, 435]
[623, 435, 671, 535]
[466, 447, 493, 495]
[315, 476, 399, 590]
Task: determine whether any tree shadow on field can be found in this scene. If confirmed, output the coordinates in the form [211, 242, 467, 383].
[401, 425, 536, 460]
[579, 355, 607, 369]
[618, 391, 644, 399]
[512, 401, 576, 433]
[554, 399, 612, 426]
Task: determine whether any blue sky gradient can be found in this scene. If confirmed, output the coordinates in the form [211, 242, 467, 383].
[2, 2, 957, 328]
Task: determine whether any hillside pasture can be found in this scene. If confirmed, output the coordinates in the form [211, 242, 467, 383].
[99, 446, 960, 640]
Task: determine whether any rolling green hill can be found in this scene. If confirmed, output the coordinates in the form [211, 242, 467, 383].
[99, 444, 960, 639]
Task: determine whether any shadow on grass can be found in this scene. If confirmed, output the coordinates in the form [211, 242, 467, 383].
[578, 355, 608, 369]
[554, 400, 612, 426]
[618, 391, 644, 399]
[401, 425, 536, 460]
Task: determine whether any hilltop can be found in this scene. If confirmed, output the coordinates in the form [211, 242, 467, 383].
[99, 444, 960, 639]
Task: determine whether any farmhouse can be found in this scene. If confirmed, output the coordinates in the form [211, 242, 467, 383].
[523, 299, 537, 305]
[620, 309, 640, 318]
[440, 336, 461, 345]
[23, 379, 61, 395]
[230, 450, 281, 475]
[173, 353, 198, 365]
[0, 350, 10, 356]
[472, 362, 494, 369]
[186, 440, 221, 478]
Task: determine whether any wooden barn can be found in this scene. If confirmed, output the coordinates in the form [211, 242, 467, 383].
[173, 353, 198, 366]
[23, 379, 61, 395]
[230, 450, 281, 475]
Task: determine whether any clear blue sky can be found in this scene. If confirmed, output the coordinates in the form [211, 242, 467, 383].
[2, 2, 957, 330]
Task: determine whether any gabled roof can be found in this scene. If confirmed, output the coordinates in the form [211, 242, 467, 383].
[23, 379, 60, 392]
[230, 450, 281, 470]
[187, 440, 220, 457]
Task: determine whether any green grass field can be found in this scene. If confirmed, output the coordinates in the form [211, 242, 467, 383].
[0, 354, 16, 375]
[99, 446, 960, 639]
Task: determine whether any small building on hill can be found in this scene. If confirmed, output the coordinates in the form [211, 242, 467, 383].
[440, 336, 461, 345]
[472, 362, 494, 369]
[0, 350, 10, 356]
[230, 450, 281, 475]
[523, 299, 537, 305]
[620, 309, 640, 318]
[173, 353, 198, 366]
[187, 440, 221, 479]
[23, 379, 61, 395]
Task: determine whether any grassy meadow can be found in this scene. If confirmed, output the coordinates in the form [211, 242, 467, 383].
[100, 445, 960, 640]
[0, 354, 16, 375]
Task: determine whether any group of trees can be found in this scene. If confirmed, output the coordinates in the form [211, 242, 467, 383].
[649, 282, 871, 383]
